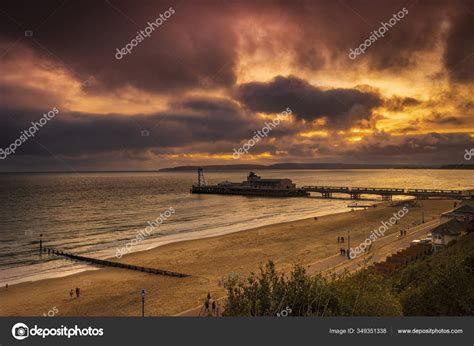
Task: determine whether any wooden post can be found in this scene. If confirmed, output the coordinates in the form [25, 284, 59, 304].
[347, 230, 351, 259]
[39, 234, 43, 253]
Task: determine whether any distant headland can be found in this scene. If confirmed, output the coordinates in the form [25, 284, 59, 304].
[159, 163, 474, 172]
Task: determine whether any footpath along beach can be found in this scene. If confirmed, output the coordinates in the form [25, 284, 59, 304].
[0, 199, 455, 316]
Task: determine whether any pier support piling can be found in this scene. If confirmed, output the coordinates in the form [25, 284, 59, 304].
[350, 193, 361, 200]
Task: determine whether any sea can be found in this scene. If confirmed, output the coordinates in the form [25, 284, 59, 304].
[1, 169, 473, 285]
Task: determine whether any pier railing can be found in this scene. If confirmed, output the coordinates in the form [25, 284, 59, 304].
[301, 185, 470, 200]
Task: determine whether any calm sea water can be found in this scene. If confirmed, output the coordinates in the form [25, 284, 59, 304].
[0, 169, 473, 285]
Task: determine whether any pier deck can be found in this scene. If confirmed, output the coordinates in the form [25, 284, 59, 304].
[192, 184, 471, 200]
[302, 186, 471, 200]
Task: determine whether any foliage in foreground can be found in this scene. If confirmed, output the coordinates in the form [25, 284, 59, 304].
[392, 233, 474, 315]
[223, 261, 401, 316]
[224, 233, 474, 316]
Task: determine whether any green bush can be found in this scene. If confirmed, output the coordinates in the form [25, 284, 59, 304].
[393, 233, 474, 315]
[330, 269, 402, 316]
[223, 233, 474, 316]
[223, 261, 401, 316]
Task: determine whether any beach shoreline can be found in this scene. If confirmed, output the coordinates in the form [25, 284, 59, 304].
[1, 199, 357, 286]
[0, 199, 457, 316]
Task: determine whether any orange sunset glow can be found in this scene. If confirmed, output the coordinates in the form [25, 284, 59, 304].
[0, 0, 473, 171]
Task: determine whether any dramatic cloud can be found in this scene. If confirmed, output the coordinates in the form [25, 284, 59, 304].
[0, 97, 264, 157]
[0, 0, 473, 170]
[384, 96, 421, 112]
[237, 76, 382, 129]
[424, 112, 464, 125]
[0, 0, 238, 93]
[444, 11, 474, 83]
[345, 132, 474, 164]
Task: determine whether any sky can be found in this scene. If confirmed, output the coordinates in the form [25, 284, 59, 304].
[0, 0, 473, 171]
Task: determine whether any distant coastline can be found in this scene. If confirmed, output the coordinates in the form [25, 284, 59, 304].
[158, 163, 474, 172]
[1, 163, 473, 174]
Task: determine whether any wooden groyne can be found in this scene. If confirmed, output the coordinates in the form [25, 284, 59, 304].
[43, 247, 190, 278]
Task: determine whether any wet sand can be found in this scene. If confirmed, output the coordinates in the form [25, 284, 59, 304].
[0, 199, 456, 316]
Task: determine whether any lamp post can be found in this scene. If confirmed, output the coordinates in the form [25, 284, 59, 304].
[140, 289, 146, 317]
[347, 230, 351, 260]
[420, 199, 425, 224]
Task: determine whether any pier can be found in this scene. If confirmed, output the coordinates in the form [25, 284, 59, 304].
[190, 169, 473, 200]
[302, 186, 471, 200]
[43, 247, 190, 278]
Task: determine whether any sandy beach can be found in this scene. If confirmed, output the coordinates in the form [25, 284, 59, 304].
[0, 199, 457, 316]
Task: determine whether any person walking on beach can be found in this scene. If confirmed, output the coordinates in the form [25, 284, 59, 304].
[340, 236, 344, 243]
[75, 287, 80, 298]
[209, 296, 214, 314]
[69, 289, 73, 298]
[200, 292, 210, 315]
[404, 230, 407, 236]
[212, 300, 216, 315]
